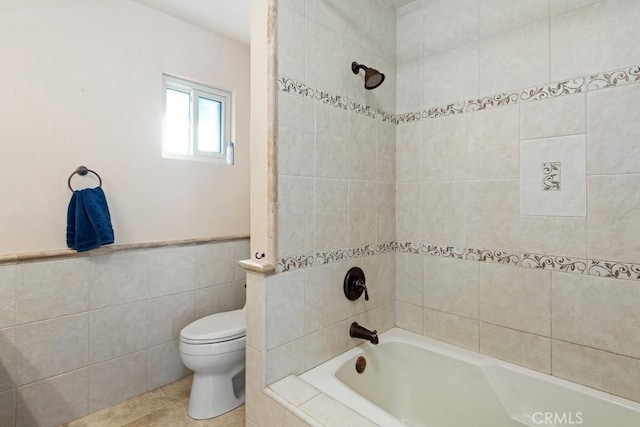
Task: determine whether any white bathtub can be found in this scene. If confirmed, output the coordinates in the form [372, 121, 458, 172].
[300, 328, 640, 427]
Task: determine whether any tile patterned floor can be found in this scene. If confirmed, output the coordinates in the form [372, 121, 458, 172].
[62, 376, 245, 427]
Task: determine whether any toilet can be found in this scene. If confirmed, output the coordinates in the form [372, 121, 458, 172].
[179, 308, 246, 420]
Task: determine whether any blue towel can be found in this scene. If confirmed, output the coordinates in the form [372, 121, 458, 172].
[66, 187, 114, 252]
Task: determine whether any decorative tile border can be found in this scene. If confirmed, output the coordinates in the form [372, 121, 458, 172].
[278, 242, 396, 272]
[277, 76, 396, 123]
[279, 63, 640, 128]
[465, 248, 521, 266]
[589, 260, 640, 281]
[521, 253, 588, 274]
[280, 240, 640, 283]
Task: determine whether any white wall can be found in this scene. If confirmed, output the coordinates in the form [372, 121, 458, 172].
[0, 0, 250, 256]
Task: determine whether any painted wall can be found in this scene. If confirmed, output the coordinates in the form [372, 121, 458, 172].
[0, 0, 250, 256]
[395, 0, 640, 403]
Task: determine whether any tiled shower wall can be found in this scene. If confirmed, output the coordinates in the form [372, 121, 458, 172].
[256, 0, 399, 395]
[395, 0, 640, 402]
[0, 239, 248, 427]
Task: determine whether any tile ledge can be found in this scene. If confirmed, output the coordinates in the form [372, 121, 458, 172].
[0, 234, 250, 265]
[240, 259, 276, 274]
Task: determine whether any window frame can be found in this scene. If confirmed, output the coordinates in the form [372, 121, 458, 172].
[162, 74, 232, 163]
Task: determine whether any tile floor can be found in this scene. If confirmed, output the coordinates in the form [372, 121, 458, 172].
[62, 376, 245, 427]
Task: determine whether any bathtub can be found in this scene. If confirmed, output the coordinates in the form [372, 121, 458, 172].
[300, 328, 640, 427]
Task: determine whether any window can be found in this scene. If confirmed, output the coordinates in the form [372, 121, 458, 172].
[163, 75, 232, 162]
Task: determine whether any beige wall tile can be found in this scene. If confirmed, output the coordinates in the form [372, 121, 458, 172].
[277, 7, 305, 82]
[479, 0, 548, 38]
[348, 42, 386, 111]
[278, 93, 314, 176]
[90, 252, 148, 310]
[147, 291, 194, 347]
[377, 183, 396, 243]
[195, 283, 236, 319]
[421, 114, 466, 182]
[396, 301, 423, 334]
[0, 328, 16, 393]
[305, 321, 348, 370]
[396, 183, 421, 242]
[423, 0, 478, 55]
[234, 240, 250, 282]
[479, 21, 549, 96]
[0, 265, 16, 329]
[421, 182, 465, 247]
[479, 263, 551, 336]
[423, 308, 479, 351]
[315, 178, 348, 251]
[148, 246, 195, 298]
[194, 241, 236, 288]
[349, 181, 377, 247]
[315, 103, 348, 179]
[266, 339, 305, 385]
[89, 301, 147, 364]
[465, 180, 520, 252]
[88, 351, 146, 413]
[587, 84, 640, 175]
[269, 375, 319, 406]
[480, 323, 551, 373]
[277, 175, 314, 257]
[553, 273, 640, 359]
[245, 272, 265, 352]
[16, 368, 87, 427]
[16, 258, 89, 325]
[423, 257, 478, 319]
[377, 122, 396, 183]
[396, 59, 423, 113]
[306, 20, 349, 95]
[550, 1, 640, 81]
[520, 93, 586, 140]
[15, 313, 88, 386]
[588, 175, 640, 264]
[550, 0, 599, 15]
[348, 302, 395, 349]
[552, 340, 640, 403]
[305, 262, 349, 334]
[520, 216, 587, 258]
[266, 270, 305, 350]
[396, 252, 422, 304]
[396, 122, 421, 182]
[423, 43, 479, 109]
[0, 389, 14, 427]
[465, 105, 519, 179]
[347, 255, 393, 316]
[146, 341, 190, 390]
[306, 0, 349, 36]
[397, 2, 423, 64]
[349, 114, 377, 181]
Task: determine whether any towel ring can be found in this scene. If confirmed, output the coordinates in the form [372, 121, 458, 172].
[68, 166, 102, 192]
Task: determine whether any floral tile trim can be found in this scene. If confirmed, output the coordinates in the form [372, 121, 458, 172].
[395, 112, 422, 125]
[465, 92, 520, 112]
[466, 248, 520, 266]
[419, 244, 464, 259]
[422, 103, 465, 119]
[278, 254, 315, 272]
[520, 78, 585, 102]
[395, 241, 421, 254]
[588, 260, 640, 281]
[278, 76, 395, 123]
[277, 242, 396, 272]
[542, 162, 561, 191]
[521, 254, 587, 274]
[587, 65, 640, 91]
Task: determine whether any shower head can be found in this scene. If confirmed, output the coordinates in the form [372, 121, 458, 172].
[351, 61, 385, 90]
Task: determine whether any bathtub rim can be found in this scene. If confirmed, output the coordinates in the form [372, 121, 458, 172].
[299, 327, 640, 427]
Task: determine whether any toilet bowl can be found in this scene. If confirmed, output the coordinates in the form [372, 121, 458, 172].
[179, 309, 246, 420]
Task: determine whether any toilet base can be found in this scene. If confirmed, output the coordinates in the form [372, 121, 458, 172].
[187, 368, 245, 420]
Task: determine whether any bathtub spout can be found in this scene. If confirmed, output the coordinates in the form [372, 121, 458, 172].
[350, 322, 379, 345]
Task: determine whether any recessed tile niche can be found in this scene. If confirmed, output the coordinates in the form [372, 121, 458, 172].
[520, 135, 587, 217]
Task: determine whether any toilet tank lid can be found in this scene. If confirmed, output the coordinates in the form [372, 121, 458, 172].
[181, 309, 246, 342]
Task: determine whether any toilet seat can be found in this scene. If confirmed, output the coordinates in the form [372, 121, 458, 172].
[180, 309, 246, 345]
[180, 335, 246, 356]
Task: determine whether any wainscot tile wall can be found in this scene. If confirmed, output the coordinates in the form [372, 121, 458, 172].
[0, 239, 248, 427]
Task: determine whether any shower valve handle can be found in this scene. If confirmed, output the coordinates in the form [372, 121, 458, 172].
[356, 279, 369, 301]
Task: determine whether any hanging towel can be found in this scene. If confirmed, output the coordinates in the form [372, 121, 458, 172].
[66, 187, 114, 252]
